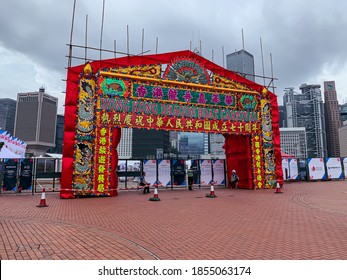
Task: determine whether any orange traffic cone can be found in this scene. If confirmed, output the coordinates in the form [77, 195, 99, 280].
[37, 188, 48, 207]
[206, 183, 217, 198]
[274, 183, 283, 194]
[149, 186, 160, 201]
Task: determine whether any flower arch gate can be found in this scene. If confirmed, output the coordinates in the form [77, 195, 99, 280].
[61, 50, 283, 198]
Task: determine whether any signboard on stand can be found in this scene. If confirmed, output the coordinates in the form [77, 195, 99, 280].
[190, 159, 200, 184]
[212, 159, 225, 185]
[289, 158, 299, 180]
[143, 160, 157, 186]
[19, 158, 33, 191]
[308, 158, 326, 180]
[3, 159, 18, 191]
[326, 158, 343, 179]
[172, 159, 186, 186]
[282, 158, 289, 180]
[158, 159, 171, 186]
[343, 158, 347, 179]
[200, 159, 213, 186]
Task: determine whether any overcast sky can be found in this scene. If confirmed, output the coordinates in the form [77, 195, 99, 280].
[1, 0, 347, 114]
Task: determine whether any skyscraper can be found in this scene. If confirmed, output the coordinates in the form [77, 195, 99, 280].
[278, 105, 286, 128]
[118, 128, 133, 159]
[132, 128, 170, 159]
[283, 85, 327, 158]
[47, 114, 64, 154]
[226, 49, 255, 82]
[14, 88, 58, 156]
[208, 133, 225, 157]
[339, 121, 347, 157]
[323, 81, 341, 157]
[179, 132, 204, 158]
[339, 103, 347, 125]
[280, 127, 307, 158]
[0, 98, 16, 135]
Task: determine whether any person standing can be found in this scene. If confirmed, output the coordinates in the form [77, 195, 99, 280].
[187, 167, 194, 190]
[140, 172, 150, 194]
[230, 170, 239, 189]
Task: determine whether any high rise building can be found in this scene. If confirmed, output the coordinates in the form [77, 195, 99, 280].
[132, 128, 170, 159]
[226, 49, 255, 82]
[14, 88, 58, 156]
[208, 133, 225, 157]
[339, 121, 347, 157]
[278, 105, 286, 128]
[47, 114, 64, 154]
[280, 127, 307, 158]
[339, 103, 347, 125]
[0, 98, 16, 135]
[179, 132, 204, 158]
[283, 85, 327, 158]
[179, 134, 189, 157]
[323, 81, 341, 157]
[117, 128, 133, 159]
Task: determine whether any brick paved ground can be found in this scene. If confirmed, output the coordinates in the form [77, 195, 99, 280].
[1, 181, 347, 260]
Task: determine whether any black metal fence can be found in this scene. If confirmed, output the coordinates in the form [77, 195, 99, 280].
[0, 158, 228, 194]
[0, 157, 62, 195]
[2, 157, 344, 195]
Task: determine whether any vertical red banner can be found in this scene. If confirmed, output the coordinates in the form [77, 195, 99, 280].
[252, 135, 265, 189]
[94, 125, 111, 195]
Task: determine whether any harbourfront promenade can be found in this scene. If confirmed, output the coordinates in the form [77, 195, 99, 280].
[1, 181, 347, 260]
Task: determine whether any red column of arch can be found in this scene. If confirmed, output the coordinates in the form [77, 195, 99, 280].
[223, 134, 253, 189]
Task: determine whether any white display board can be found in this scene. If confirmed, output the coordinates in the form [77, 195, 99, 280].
[344, 158, 347, 179]
[308, 158, 326, 180]
[158, 159, 171, 186]
[326, 158, 342, 179]
[143, 160, 157, 185]
[199, 159, 213, 185]
[282, 158, 289, 180]
[289, 158, 299, 180]
[212, 159, 225, 185]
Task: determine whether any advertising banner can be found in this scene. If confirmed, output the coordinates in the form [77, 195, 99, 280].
[158, 159, 171, 186]
[172, 159, 186, 186]
[212, 159, 225, 185]
[282, 158, 289, 180]
[3, 159, 18, 191]
[0, 130, 27, 159]
[200, 159, 213, 186]
[344, 158, 347, 179]
[326, 158, 342, 179]
[289, 158, 299, 180]
[308, 158, 326, 180]
[19, 158, 33, 191]
[143, 160, 157, 186]
[190, 159, 200, 184]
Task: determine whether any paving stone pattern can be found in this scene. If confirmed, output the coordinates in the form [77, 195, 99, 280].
[1, 181, 347, 260]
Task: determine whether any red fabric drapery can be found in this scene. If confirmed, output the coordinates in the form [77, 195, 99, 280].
[223, 134, 253, 189]
[269, 93, 284, 186]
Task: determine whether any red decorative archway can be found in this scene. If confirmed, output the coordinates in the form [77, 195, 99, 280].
[61, 50, 283, 198]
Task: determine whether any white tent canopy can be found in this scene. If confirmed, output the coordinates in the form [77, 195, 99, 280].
[0, 130, 26, 159]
